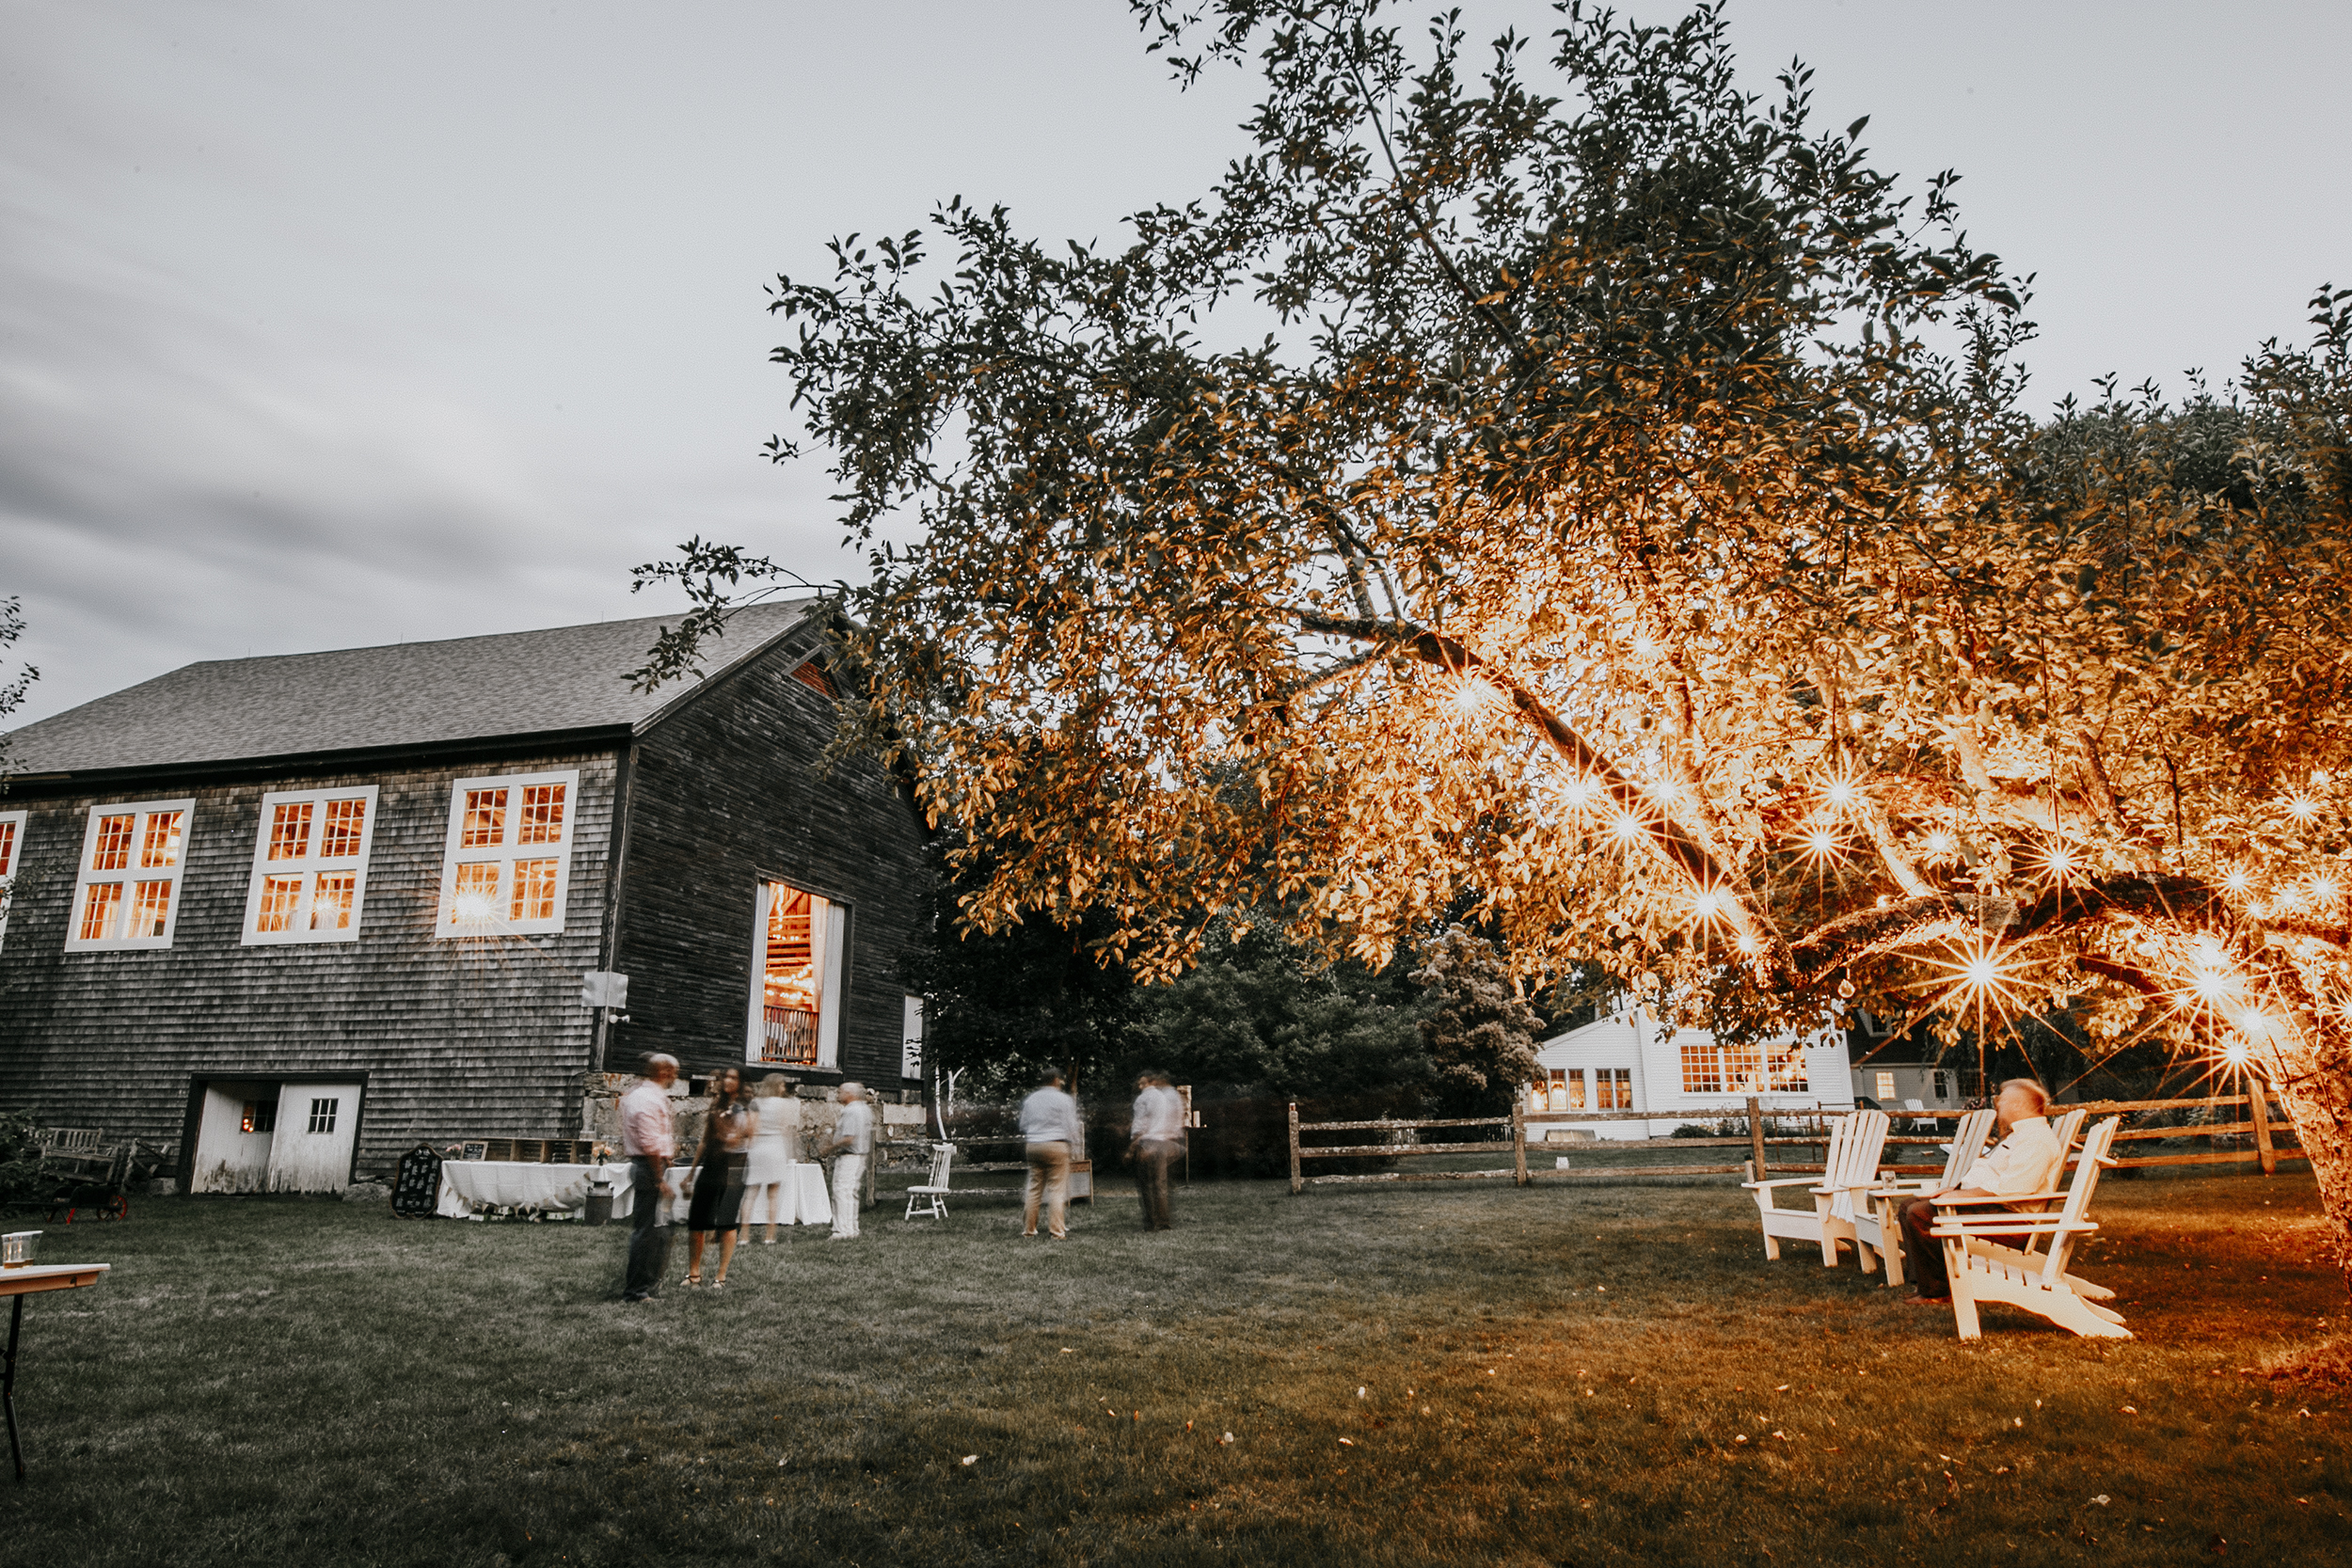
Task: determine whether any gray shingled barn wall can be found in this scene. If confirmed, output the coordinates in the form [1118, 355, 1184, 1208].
[0, 749, 618, 1180]
[611, 633, 932, 1093]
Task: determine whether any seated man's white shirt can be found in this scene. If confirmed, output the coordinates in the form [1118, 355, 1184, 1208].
[1961, 1115, 2060, 1199]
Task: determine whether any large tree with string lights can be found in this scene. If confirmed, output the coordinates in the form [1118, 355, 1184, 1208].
[639, 1, 2352, 1296]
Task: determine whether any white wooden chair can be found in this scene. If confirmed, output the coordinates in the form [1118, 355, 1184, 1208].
[1743, 1109, 1890, 1268]
[1861, 1107, 1994, 1288]
[903, 1142, 955, 1221]
[1931, 1116, 2128, 1339]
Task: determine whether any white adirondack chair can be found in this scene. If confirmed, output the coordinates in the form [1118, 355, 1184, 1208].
[1931, 1116, 2128, 1339]
[902, 1142, 955, 1221]
[1744, 1109, 1890, 1267]
[1860, 1107, 1994, 1287]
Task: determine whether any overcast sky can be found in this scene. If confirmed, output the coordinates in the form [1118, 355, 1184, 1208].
[5, 1, 2347, 730]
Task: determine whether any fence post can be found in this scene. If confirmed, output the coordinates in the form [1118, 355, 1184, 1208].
[1512, 1102, 1529, 1186]
[1288, 1102, 1303, 1195]
[2248, 1085, 2279, 1177]
[1746, 1096, 1767, 1178]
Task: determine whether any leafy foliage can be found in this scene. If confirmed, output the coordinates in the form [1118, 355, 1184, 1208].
[1409, 926, 1542, 1114]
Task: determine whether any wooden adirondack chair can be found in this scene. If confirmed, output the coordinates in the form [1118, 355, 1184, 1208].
[1860, 1107, 1994, 1287]
[902, 1142, 956, 1221]
[1744, 1109, 1890, 1267]
[1931, 1117, 2128, 1339]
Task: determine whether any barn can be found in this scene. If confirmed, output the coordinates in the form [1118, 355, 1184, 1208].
[0, 601, 932, 1194]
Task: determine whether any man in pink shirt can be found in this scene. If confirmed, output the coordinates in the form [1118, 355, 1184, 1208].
[620, 1053, 679, 1302]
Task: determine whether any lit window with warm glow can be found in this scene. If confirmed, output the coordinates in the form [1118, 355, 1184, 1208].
[0, 810, 23, 953]
[434, 769, 580, 938]
[747, 879, 848, 1071]
[242, 785, 379, 946]
[67, 799, 194, 951]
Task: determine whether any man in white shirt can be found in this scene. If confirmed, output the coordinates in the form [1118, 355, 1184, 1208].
[1899, 1078, 2064, 1303]
[619, 1053, 679, 1302]
[1128, 1071, 1186, 1231]
[1019, 1068, 1085, 1239]
[822, 1083, 874, 1240]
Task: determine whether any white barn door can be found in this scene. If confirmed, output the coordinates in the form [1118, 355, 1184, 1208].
[265, 1083, 362, 1193]
[191, 1083, 278, 1194]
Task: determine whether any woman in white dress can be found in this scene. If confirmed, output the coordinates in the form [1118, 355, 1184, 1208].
[744, 1073, 803, 1242]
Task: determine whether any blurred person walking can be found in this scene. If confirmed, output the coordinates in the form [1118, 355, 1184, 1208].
[822, 1082, 874, 1240]
[685, 1066, 753, 1289]
[1128, 1070, 1184, 1231]
[1021, 1068, 1084, 1240]
[619, 1052, 679, 1302]
[744, 1073, 804, 1242]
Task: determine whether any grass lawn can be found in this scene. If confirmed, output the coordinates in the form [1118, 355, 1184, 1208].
[4, 1168, 2347, 1566]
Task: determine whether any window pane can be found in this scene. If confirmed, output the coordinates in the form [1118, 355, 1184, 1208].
[78, 882, 123, 942]
[508, 858, 559, 923]
[0, 820, 16, 878]
[130, 880, 173, 938]
[268, 801, 314, 862]
[763, 883, 818, 1009]
[257, 875, 304, 933]
[242, 1101, 276, 1134]
[310, 872, 357, 931]
[461, 788, 507, 848]
[308, 1097, 338, 1134]
[449, 861, 501, 926]
[92, 814, 135, 871]
[139, 810, 184, 868]
[318, 798, 367, 859]
[516, 784, 566, 845]
[1679, 1041, 1722, 1094]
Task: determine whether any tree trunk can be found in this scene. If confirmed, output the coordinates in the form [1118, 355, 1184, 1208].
[2269, 1027, 2352, 1307]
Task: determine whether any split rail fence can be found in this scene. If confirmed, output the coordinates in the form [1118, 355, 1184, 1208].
[1286, 1091, 2305, 1194]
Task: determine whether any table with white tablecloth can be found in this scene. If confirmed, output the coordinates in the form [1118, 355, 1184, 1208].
[435, 1160, 635, 1219]
[436, 1158, 831, 1226]
[732, 1162, 833, 1227]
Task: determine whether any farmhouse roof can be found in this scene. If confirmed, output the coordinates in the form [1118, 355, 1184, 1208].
[3, 600, 821, 778]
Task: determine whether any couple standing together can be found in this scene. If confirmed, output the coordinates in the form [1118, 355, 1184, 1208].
[1015, 1067, 1184, 1238]
[618, 1053, 876, 1302]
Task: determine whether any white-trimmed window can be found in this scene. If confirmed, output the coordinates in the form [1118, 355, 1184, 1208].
[67, 799, 194, 951]
[433, 769, 580, 938]
[746, 879, 847, 1070]
[0, 810, 24, 951]
[240, 785, 379, 945]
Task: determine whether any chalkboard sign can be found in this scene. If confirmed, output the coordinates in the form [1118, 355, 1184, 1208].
[391, 1145, 443, 1218]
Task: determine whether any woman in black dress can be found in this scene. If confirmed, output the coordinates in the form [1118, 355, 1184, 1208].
[685, 1067, 753, 1289]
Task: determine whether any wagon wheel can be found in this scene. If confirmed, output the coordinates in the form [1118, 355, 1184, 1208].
[103, 1194, 130, 1221]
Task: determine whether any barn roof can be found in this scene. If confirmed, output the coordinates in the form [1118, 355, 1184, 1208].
[2, 599, 821, 778]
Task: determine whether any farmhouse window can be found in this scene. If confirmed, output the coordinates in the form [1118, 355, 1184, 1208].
[241, 785, 380, 945]
[1874, 1070, 1898, 1101]
[433, 769, 579, 938]
[242, 1100, 276, 1134]
[1597, 1068, 1632, 1110]
[67, 799, 193, 951]
[307, 1097, 340, 1135]
[0, 810, 23, 952]
[748, 879, 846, 1070]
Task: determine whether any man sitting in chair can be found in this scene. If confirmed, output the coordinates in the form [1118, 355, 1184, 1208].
[1899, 1078, 2062, 1305]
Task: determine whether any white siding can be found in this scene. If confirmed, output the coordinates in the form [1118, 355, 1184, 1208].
[1530, 1007, 1854, 1139]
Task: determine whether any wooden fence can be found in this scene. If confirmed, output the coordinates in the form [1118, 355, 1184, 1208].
[1287, 1091, 2305, 1194]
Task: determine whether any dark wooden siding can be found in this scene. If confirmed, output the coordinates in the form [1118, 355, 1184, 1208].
[0, 750, 619, 1176]
[612, 637, 930, 1088]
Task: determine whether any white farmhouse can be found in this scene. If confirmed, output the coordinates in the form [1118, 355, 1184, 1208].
[1525, 1003, 1859, 1140]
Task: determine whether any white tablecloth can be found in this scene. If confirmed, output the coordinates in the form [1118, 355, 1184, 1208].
[436, 1161, 634, 1219]
[737, 1163, 833, 1227]
[435, 1158, 831, 1226]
